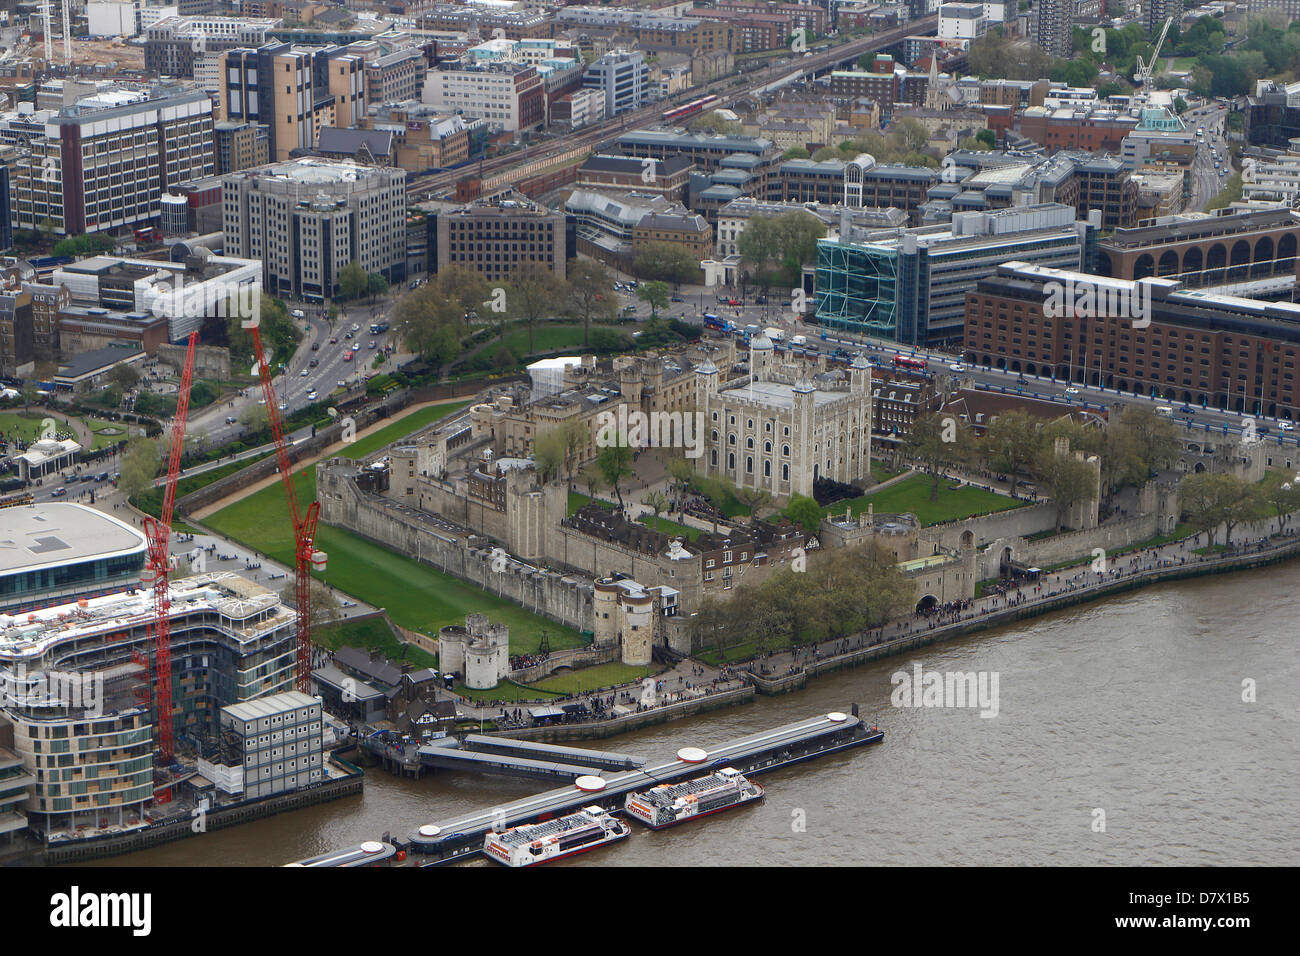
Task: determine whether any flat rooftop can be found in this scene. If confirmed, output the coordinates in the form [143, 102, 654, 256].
[0, 503, 146, 577]
[719, 380, 847, 409]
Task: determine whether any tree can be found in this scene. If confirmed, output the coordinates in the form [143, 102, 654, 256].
[509, 261, 565, 355]
[108, 364, 141, 392]
[366, 273, 389, 302]
[737, 210, 827, 290]
[281, 580, 342, 633]
[891, 117, 930, 154]
[641, 489, 669, 532]
[533, 427, 566, 484]
[975, 128, 997, 149]
[1179, 472, 1258, 546]
[559, 418, 589, 489]
[564, 258, 616, 345]
[226, 295, 300, 370]
[1034, 449, 1096, 532]
[338, 261, 368, 301]
[906, 413, 970, 501]
[781, 146, 810, 160]
[783, 493, 823, 532]
[666, 456, 695, 510]
[579, 462, 603, 502]
[597, 440, 634, 509]
[119, 437, 162, 499]
[632, 242, 698, 285]
[1258, 471, 1300, 527]
[240, 402, 270, 434]
[637, 280, 669, 320]
[393, 267, 486, 370]
[689, 111, 742, 135]
[734, 485, 772, 519]
[1120, 405, 1180, 476]
[983, 411, 1044, 495]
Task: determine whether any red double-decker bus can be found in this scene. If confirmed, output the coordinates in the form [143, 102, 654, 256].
[893, 356, 928, 373]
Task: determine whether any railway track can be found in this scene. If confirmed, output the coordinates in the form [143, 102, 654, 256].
[406, 16, 936, 200]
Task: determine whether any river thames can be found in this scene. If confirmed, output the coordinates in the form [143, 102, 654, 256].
[95, 565, 1299, 867]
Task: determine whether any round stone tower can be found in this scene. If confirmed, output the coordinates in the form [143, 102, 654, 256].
[620, 590, 654, 666]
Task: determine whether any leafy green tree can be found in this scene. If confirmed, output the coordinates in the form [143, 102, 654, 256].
[564, 258, 616, 345]
[984, 411, 1045, 496]
[533, 427, 566, 483]
[1259, 471, 1300, 527]
[1034, 448, 1096, 532]
[597, 440, 634, 509]
[907, 412, 970, 501]
[366, 273, 389, 301]
[1179, 472, 1259, 546]
[781, 146, 810, 160]
[975, 128, 997, 149]
[632, 242, 699, 285]
[337, 261, 368, 301]
[640, 489, 669, 532]
[119, 437, 161, 499]
[637, 280, 669, 320]
[783, 493, 823, 532]
[509, 261, 565, 355]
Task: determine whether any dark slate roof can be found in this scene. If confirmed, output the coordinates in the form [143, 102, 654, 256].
[55, 345, 143, 379]
[334, 645, 404, 687]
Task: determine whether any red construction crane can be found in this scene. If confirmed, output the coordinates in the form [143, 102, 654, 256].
[250, 324, 322, 694]
[141, 331, 198, 766]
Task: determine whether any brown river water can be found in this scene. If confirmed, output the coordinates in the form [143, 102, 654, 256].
[93, 566, 1300, 867]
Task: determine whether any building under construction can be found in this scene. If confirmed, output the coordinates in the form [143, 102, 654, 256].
[0, 520, 298, 842]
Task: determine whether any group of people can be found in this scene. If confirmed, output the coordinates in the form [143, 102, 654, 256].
[508, 652, 550, 670]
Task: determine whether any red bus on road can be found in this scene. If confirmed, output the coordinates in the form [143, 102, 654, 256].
[892, 356, 928, 373]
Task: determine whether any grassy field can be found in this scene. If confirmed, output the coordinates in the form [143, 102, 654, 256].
[826, 475, 1023, 526]
[134, 451, 275, 518]
[567, 492, 703, 541]
[528, 661, 657, 694]
[501, 325, 589, 358]
[204, 400, 585, 652]
[0, 411, 61, 443]
[316, 616, 437, 669]
[454, 680, 564, 702]
[870, 462, 904, 483]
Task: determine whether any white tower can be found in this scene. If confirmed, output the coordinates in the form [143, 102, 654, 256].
[62, 0, 72, 65]
[42, 0, 53, 62]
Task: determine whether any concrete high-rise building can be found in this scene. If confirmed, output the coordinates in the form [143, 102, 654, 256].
[1034, 0, 1073, 59]
[223, 157, 407, 301]
[814, 204, 1095, 346]
[224, 42, 367, 162]
[1143, 0, 1180, 36]
[582, 49, 651, 117]
[421, 59, 545, 133]
[7, 85, 215, 237]
[214, 119, 269, 175]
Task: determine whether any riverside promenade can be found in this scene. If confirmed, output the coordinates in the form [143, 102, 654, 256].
[450, 509, 1300, 726]
[746, 510, 1300, 692]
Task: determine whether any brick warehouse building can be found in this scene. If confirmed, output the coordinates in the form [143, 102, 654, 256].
[1096, 208, 1300, 293]
[964, 261, 1300, 418]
